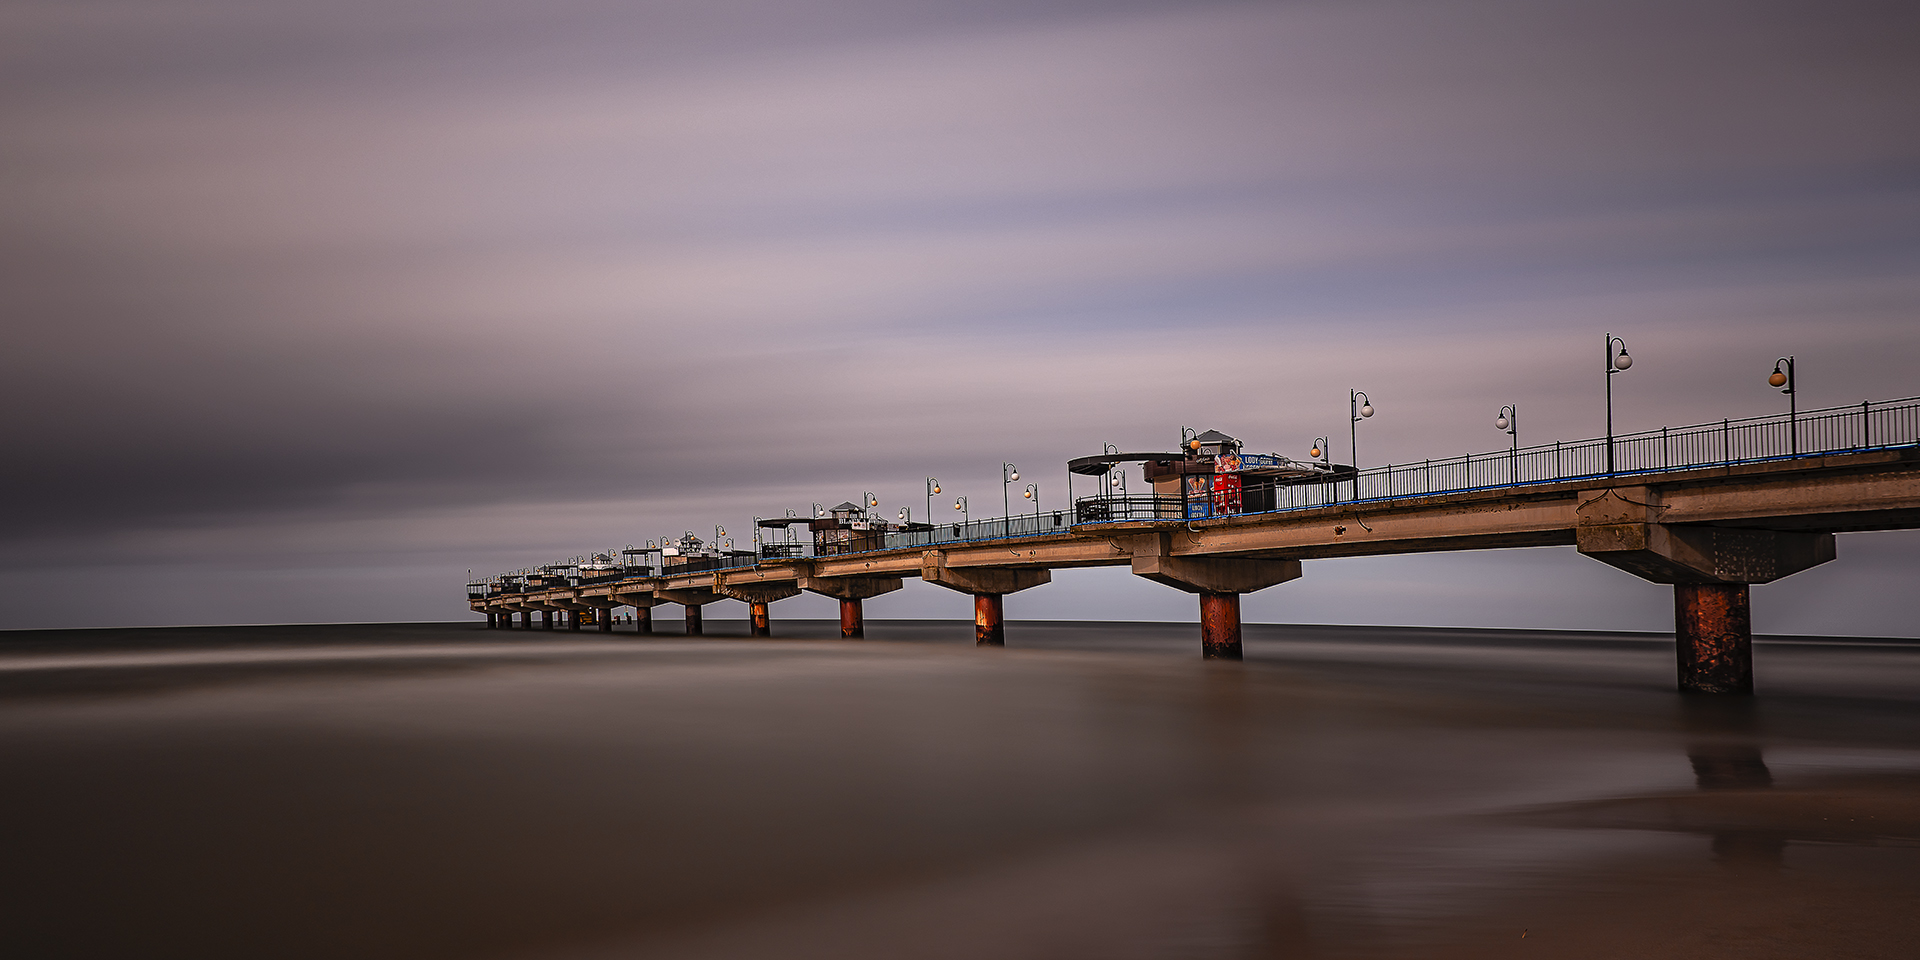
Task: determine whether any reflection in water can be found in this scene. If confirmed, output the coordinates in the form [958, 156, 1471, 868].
[1688, 744, 1784, 868]
[1682, 695, 1786, 867]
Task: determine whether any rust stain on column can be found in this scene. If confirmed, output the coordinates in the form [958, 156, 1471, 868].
[685, 604, 703, 636]
[635, 606, 651, 635]
[975, 593, 1004, 646]
[1675, 582, 1753, 695]
[1199, 592, 1243, 661]
[840, 598, 864, 639]
[750, 601, 771, 637]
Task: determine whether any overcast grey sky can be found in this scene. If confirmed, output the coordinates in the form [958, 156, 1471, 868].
[3, 0, 1917, 633]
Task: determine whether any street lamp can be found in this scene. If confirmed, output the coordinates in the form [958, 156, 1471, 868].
[1349, 390, 1374, 501]
[1023, 482, 1039, 531]
[1002, 463, 1019, 538]
[1495, 404, 1519, 484]
[954, 495, 969, 535]
[812, 502, 825, 519]
[1604, 334, 1632, 474]
[925, 478, 941, 527]
[1308, 437, 1330, 506]
[863, 492, 879, 516]
[1769, 356, 1797, 455]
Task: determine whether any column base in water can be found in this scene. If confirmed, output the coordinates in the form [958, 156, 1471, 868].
[840, 598, 864, 638]
[975, 593, 1004, 646]
[750, 602, 771, 637]
[1676, 583, 1752, 694]
[685, 604, 703, 636]
[1199, 592, 1243, 661]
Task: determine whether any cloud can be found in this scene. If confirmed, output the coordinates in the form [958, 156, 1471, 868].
[2, 0, 1917, 630]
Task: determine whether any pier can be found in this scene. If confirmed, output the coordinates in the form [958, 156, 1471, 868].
[471, 396, 1920, 693]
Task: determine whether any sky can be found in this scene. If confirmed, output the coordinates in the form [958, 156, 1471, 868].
[3, 0, 1917, 634]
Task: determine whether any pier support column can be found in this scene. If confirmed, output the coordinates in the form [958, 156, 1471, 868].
[610, 591, 661, 637]
[714, 578, 801, 639]
[485, 612, 496, 629]
[599, 610, 613, 632]
[1198, 592, 1243, 660]
[1575, 489, 1835, 694]
[540, 609, 554, 630]
[919, 552, 1049, 647]
[799, 576, 903, 639]
[974, 593, 1005, 646]
[684, 604, 703, 636]
[1675, 583, 1753, 695]
[568, 609, 582, 631]
[1127, 536, 1301, 660]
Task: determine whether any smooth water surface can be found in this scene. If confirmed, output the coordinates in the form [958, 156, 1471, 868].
[2, 620, 1916, 958]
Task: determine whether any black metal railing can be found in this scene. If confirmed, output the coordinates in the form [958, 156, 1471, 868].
[757, 541, 808, 561]
[1068, 395, 1919, 520]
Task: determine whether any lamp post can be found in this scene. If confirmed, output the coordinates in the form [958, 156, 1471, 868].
[1496, 404, 1518, 480]
[1023, 482, 1039, 531]
[863, 492, 879, 517]
[812, 502, 825, 519]
[1604, 334, 1632, 474]
[925, 478, 941, 528]
[1769, 356, 1796, 455]
[1349, 391, 1373, 502]
[1002, 463, 1019, 538]
[954, 495, 969, 536]
[1308, 437, 1330, 506]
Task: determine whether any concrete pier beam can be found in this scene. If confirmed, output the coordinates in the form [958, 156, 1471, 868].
[1126, 535, 1301, 661]
[715, 577, 801, 639]
[920, 551, 1049, 647]
[798, 576, 903, 639]
[608, 590, 660, 635]
[1576, 486, 1835, 693]
[655, 588, 724, 637]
